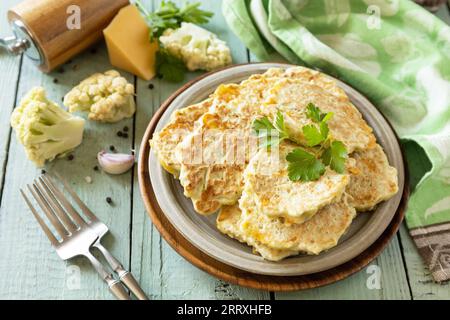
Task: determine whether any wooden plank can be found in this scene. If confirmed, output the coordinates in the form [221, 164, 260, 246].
[0, 0, 22, 195]
[399, 225, 450, 300]
[130, 0, 269, 299]
[0, 42, 134, 299]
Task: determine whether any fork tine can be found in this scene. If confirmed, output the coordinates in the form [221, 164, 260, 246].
[41, 174, 89, 227]
[21, 189, 59, 246]
[27, 184, 68, 239]
[37, 177, 78, 233]
[51, 172, 97, 221]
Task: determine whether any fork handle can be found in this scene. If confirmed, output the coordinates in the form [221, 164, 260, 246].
[84, 251, 130, 300]
[95, 243, 149, 300]
[119, 271, 149, 300]
[109, 278, 131, 300]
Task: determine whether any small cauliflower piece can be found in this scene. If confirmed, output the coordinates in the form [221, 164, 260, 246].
[10, 87, 85, 167]
[64, 70, 135, 123]
[159, 22, 232, 71]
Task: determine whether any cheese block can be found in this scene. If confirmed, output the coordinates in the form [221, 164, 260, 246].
[103, 4, 158, 80]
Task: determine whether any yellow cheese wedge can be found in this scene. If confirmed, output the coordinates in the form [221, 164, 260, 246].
[104, 5, 158, 81]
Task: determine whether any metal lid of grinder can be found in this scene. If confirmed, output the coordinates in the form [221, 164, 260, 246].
[1, 0, 129, 73]
[1, 19, 43, 64]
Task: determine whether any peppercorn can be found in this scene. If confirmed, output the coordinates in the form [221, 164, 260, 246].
[68, 154, 74, 161]
[106, 197, 113, 204]
[109, 145, 115, 152]
[117, 131, 123, 137]
[148, 83, 154, 90]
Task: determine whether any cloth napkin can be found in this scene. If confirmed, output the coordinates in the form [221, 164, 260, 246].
[222, 0, 450, 282]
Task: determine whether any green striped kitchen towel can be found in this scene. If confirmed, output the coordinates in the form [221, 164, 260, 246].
[223, 0, 450, 282]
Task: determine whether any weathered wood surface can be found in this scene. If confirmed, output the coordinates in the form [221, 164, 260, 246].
[0, 0, 448, 300]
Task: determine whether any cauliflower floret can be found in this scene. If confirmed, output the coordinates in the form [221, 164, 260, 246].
[159, 22, 232, 71]
[10, 87, 85, 167]
[64, 70, 135, 123]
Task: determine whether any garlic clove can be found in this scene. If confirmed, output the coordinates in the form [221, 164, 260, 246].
[97, 151, 135, 175]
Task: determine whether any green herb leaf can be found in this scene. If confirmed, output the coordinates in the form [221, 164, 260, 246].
[135, 0, 213, 41]
[321, 141, 348, 174]
[302, 124, 325, 147]
[253, 117, 280, 149]
[156, 49, 186, 82]
[306, 103, 322, 123]
[321, 111, 334, 123]
[306, 102, 334, 124]
[252, 116, 275, 133]
[274, 111, 289, 139]
[286, 148, 326, 182]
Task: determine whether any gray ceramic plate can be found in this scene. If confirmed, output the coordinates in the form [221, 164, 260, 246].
[149, 63, 405, 276]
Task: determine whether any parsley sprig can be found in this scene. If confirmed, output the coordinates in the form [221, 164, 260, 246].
[252, 103, 348, 182]
[135, 0, 213, 41]
[135, 0, 213, 82]
[252, 111, 289, 149]
[303, 103, 333, 147]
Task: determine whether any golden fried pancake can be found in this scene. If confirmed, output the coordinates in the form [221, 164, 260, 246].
[263, 78, 376, 152]
[240, 191, 356, 254]
[176, 106, 256, 214]
[347, 144, 399, 211]
[256, 67, 349, 101]
[217, 205, 298, 261]
[150, 99, 212, 176]
[176, 68, 370, 215]
[243, 142, 350, 223]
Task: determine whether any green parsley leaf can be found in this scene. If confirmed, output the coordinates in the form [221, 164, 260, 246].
[156, 49, 186, 82]
[321, 141, 348, 174]
[253, 113, 289, 149]
[274, 111, 289, 139]
[306, 102, 334, 124]
[321, 111, 334, 123]
[306, 103, 322, 122]
[320, 121, 329, 139]
[252, 116, 275, 133]
[302, 124, 325, 147]
[136, 0, 213, 42]
[303, 120, 330, 147]
[286, 148, 326, 182]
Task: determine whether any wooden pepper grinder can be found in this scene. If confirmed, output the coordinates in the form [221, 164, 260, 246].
[1, 0, 129, 72]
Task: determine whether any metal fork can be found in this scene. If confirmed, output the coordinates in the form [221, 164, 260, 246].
[49, 172, 148, 300]
[20, 174, 146, 300]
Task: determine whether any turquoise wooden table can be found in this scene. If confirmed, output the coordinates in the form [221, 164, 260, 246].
[0, 0, 449, 300]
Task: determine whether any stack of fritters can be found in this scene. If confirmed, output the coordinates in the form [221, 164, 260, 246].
[151, 67, 399, 261]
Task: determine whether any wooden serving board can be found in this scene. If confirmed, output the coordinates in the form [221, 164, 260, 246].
[138, 66, 409, 291]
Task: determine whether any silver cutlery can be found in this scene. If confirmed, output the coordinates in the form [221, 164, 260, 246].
[20, 173, 148, 300]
